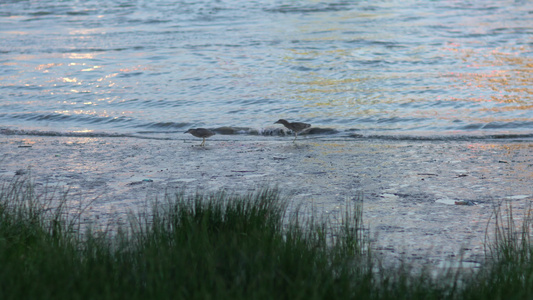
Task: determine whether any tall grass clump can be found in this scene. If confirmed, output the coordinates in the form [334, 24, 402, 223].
[0, 178, 85, 299]
[123, 189, 376, 299]
[0, 179, 375, 299]
[1, 177, 533, 299]
[461, 201, 533, 299]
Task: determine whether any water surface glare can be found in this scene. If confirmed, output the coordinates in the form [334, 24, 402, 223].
[1, 0, 532, 139]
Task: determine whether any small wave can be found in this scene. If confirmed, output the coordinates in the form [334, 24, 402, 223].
[136, 122, 190, 134]
[6, 112, 134, 126]
[0, 128, 131, 138]
[211, 126, 339, 136]
[265, 2, 354, 14]
[2, 126, 531, 143]
[0, 128, 175, 140]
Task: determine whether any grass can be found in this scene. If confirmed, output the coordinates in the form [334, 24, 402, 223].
[461, 201, 533, 299]
[0, 178, 532, 299]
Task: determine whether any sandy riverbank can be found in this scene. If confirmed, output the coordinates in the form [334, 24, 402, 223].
[1, 134, 532, 268]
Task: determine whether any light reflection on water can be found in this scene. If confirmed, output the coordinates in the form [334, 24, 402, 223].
[0, 0, 531, 138]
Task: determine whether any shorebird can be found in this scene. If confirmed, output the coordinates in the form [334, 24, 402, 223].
[274, 119, 311, 142]
[185, 128, 215, 147]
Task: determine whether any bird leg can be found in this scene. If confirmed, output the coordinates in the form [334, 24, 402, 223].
[200, 137, 206, 147]
[292, 132, 298, 142]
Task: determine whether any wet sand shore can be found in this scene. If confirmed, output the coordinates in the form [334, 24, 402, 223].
[1, 134, 532, 268]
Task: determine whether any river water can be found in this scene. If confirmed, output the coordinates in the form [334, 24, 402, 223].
[1, 0, 532, 140]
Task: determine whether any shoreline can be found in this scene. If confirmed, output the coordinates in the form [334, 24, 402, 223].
[1, 134, 532, 268]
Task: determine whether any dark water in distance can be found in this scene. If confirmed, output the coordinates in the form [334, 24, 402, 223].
[1, 0, 532, 140]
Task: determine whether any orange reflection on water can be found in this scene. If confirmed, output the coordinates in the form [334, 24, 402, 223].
[118, 65, 153, 73]
[97, 73, 118, 81]
[68, 28, 104, 36]
[81, 66, 101, 72]
[481, 103, 533, 113]
[71, 130, 94, 134]
[64, 53, 97, 60]
[36, 63, 63, 72]
[62, 77, 78, 83]
[54, 109, 110, 118]
[446, 46, 532, 106]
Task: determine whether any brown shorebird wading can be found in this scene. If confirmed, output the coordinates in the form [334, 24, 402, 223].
[274, 119, 311, 142]
[185, 128, 215, 147]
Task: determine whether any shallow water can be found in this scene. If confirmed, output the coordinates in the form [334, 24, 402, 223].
[1, 0, 532, 140]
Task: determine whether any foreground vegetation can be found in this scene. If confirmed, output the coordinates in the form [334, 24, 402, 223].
[0, 178, 531, 299]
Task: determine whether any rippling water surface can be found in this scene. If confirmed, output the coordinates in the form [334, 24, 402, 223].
[1, 0, 532, 139]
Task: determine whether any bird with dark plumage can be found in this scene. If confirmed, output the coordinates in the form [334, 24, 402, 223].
[185, 128, 215, 146]
[274, 119, 311, 142]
